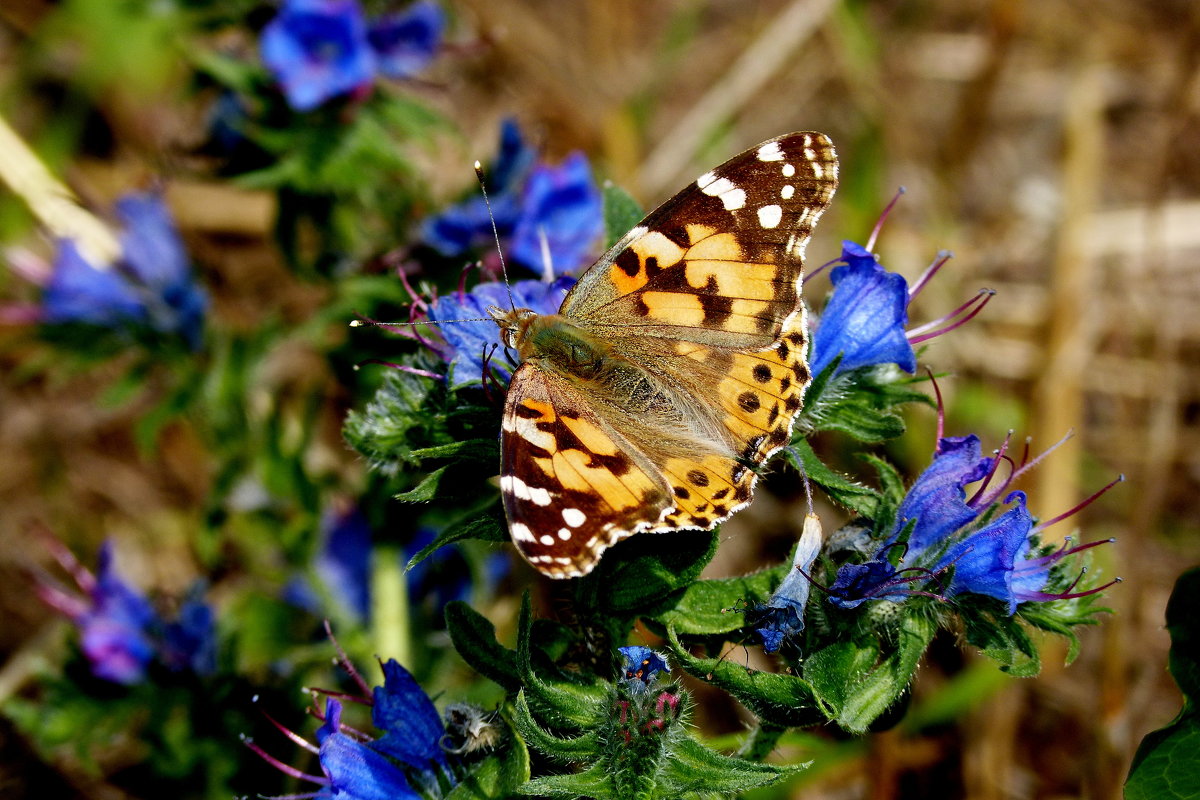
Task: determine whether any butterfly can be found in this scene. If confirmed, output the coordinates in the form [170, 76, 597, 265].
[489, 132, 838, 578]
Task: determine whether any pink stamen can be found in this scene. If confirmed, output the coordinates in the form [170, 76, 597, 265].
[968, 430, 1015, 507]
[801, 256, 840, 285]
[324, 621, 373, 698]
[1005, 430, 1074, 486]
[307, 687, 372, 707]
[260, 711, 320, 755]
[865, 186, 906, 253]
[35, 524, 98, 594]
[395, 267, 428, 312]
[1032, 475, 1125, 534]
[241, 736, 328, 785]
[907, 289, 994, 344]
[1025, 537, 1115, 568]
[0, 303, 43, 324]
[928, 369, 946, 447]
[907, 250, 954, 300]
[33, 581, 91, 620]
[354, 359, 444, 381]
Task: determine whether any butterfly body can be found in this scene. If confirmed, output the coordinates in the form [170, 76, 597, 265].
[494, 132, 839, 578]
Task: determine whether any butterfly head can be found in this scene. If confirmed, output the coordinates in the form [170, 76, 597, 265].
[486, 304, 538, 350]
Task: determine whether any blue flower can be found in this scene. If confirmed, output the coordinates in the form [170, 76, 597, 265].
[618, 646, 670, 690]
[509, 153, 604, 275]
[428, 275, 575, 387]
[369, 1, 445, 79]
[317, 698, 422, 800]
[260, 0, 376, 112]
[422, 120, 603, 276]
[76, 542, 159, 685]
[809, 241, 916, 379]
[751, 513, 823, 653]
[41, 193, 206, 348]
[827, 431, 1120, 613]
[251, 658, 456, 799]
[160, 586, 218, 676]
[35, 537, 217, 683]
[261, 0, 444, 112]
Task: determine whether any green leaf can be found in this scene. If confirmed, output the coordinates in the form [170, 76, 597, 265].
[394, 464, 450, 502]
[659, 736, 799, 796]
[603, 182, 645, 249]
[581, 530, 720, 618]
[655, 566, 786, 636]
[833, 613, 937, 733]
[517, 765, 614, 798]
[803, 639, 882, 716]
[406, 509, 508, 568]
[515, 594, 608, 729]
[444, 601, 520, 693]
[778, 439, 879, 518]
[1126, 567, 1200, 799]
[665, 625, 824, 728]
[511, 691, 602, 765]
[962, 599, 1041, 677]
[816, 397, 906, 442]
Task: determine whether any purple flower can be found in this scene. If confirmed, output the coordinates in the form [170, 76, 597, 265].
[809, 241, 993, 380]
[260, 0, 444, 111]
[249, 657, 456, 799]
[428, 275, 575, 387]
[35, 536, 218, 683]
[827, 429, 1121, 613]
[368, 2, 445, 79]
[260, 0, 375, 112]
[37, 193, 207, 348]
[751, 514, 822, 653]
[75, 542, 159, 685]
[422, 120, 603, 276]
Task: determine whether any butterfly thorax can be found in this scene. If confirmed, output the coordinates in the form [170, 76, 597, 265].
[489, 305, 616, 381]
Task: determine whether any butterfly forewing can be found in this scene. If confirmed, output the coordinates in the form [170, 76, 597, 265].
[563, 132, 837, 350]
[500, 132, 838, 578]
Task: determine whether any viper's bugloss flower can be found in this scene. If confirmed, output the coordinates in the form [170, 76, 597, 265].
[248, 656, 456, 799]
[261, 0, 444, 112]
[828, 430, 1121, 612]
[809, 241, 992, 380]
[618, 646, 670, 691]
[369, 2, 445, 79]
[16, 193, 207, 348]
[426, 275, 575, 387]
[35, 538, 216, 683]
[750, 513, 822, 654]
[421, 119, 603, 276]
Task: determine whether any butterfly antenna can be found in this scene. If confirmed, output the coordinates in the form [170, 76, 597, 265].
[475, 161, 517, 312]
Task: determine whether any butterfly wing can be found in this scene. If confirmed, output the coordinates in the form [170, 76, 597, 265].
[500, 362, 675, 578]
[562, 131, 837, 351]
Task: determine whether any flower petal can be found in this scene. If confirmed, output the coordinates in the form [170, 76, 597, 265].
[937, 491, 1033, 614]
[369, 1, 445, 79]
[509, 152, 603, 275]
[260, 0, 376, 112]
[892, 435, 992, 559]
[370, 660, 448, 772]
[810, 241, 916, 378]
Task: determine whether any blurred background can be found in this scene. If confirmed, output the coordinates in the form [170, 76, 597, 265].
[1, 0, 1198, 798]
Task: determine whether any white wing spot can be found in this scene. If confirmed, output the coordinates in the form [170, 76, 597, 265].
[758, 204, 783, 229]
[557, 528, 572, 541]
[539, 534, 556, 546]
[811, 162, 826, 179]
[782, 163, 796, 178]
[699, 175, 747, 211]
[781, 184, 795, 200]
[562, 508, 586, 527]
[553, 557, 572, 565]
[501, 475, 553, 506]
[802, 133, 813, 147]
[511, 522, 536, 543]
[804, 147, 816, 161]
[757, 141, 785, 162]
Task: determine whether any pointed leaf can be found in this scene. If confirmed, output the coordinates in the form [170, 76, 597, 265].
[444, 600, 520, 693]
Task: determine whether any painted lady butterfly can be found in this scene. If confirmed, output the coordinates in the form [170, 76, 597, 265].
[489, 132, 838, 578]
